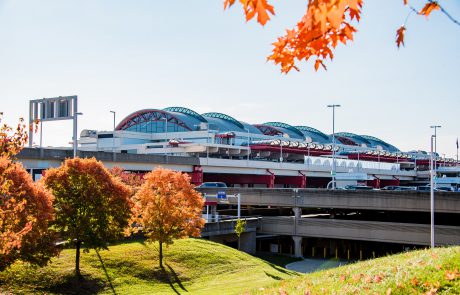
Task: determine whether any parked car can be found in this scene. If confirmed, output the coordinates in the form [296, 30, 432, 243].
[381, 186, 398, 191]
[417, 186, 431, 191]
[196, 182, 228, 188]
[394, 186, 417, 191]
[417, 185, 454, 192]
[436, 186, 455, 192]
[344, 185, 374, 191]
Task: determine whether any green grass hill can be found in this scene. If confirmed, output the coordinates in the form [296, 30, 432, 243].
[0, 238, 299, 295]
[251, 246, 460, 294]
[2, 239, 459, 295]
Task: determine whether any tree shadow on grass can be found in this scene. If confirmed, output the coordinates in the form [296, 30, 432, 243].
[45, 273, 105, 295]
[166, 263, 188, 293]
[131, 263, 188, 294]
[96, 250, 117, 295]
[264, 271, 283, 280]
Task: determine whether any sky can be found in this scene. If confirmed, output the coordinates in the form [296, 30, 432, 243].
[0, 0, 459, 158]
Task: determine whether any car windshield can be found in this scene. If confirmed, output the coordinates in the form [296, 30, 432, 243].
[200, 182, 227, 188]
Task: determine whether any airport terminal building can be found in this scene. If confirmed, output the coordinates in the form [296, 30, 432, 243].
[69, 106, 460, 189]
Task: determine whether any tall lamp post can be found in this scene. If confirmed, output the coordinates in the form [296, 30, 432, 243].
[73, 112, 83, 158]
[110, 111, 116, 154]
[162, 117, 168, 156]
[430, 134, 436, 248]
[327, 104, 341, 189]
[430, 125, 441, 187]
[244, 128, 250, 162]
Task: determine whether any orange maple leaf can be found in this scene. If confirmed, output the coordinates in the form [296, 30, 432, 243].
[425, 287, 438, 295]
[314, 59, 327, 71]
[230, 0, 275, 26]
[396, 25, 406, 48]
[420, 2, 440, 17]
[373, 274, 384, 283]
[224, 0, 236, 9]
[445, 268, 460, 280]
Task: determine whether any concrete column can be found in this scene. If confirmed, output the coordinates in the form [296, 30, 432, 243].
[240, 232, 256, 254]
[292, 207, 302, 219]
[292, 236, 303, 258]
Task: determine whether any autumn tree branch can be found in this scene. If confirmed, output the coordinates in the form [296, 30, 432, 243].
[410, 1, 460, 26]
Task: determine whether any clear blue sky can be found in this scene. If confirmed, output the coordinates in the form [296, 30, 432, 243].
[1, 1, 459, 157]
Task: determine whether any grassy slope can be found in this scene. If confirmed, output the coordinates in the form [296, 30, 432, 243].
[0, 238, 299, 295]
[252, 246, 460, 294]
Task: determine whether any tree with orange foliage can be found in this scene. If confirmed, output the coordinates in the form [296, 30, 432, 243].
[42, 158, 132, 276]
[135, 168, 205, 268]
[0, 113, 32, 159]
[0, 159, 58, 271]
[0, 114, 57, 270]
[109, 166, 145, 235]
[224, 0, 459, 72]
[109, 166, 145, 194]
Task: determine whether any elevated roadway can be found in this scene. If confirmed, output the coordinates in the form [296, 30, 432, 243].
[259, 217, 460, 246]
[198, 188, 460, 214]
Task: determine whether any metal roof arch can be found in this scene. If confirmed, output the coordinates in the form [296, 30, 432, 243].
[164, 107, 208, 123]
[115, 109, 192, 131]
[202, 112, 245, 129]
[295, 126, 329, 140]
[263, 122, 305, 138]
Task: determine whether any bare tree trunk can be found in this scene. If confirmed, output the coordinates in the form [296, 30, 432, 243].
[75, 240, 81, 276]
[159, 241, 163, 268]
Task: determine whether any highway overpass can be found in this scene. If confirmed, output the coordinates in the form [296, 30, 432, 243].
[198, 188, 460, 214]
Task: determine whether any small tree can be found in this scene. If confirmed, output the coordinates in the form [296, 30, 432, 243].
[0, 113, 32, 159]
[109, 166, 145, 235]
[0, 114, 56, 270]
[0, 158, 57, 271]
[42, 157, 132, 276]
[135, 168, 205, 268]
[234, 219, 247, 250]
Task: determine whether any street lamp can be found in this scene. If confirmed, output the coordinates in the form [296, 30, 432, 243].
[73, 112, 83, 158]
[110, 111, 116, 154]
[244, 128, 251, 162]
[280, 141, 283, 163]
[430, 125, 441, 186]
[327, 104, 341, 189]
[110, 111, 116, 130]
[430, 135, 436, 248]
[162, 117, 168, 155]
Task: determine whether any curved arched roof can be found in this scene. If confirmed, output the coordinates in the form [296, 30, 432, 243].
[335, 132, 371, 146]
[263, 122, 305, 139]
[295, 126, 330, 143]
[360, 135, 400, 152]
[202, 112, 244, 129]
[115, 109, 192, 131]
[115, 107, 399, 151]
[254, 124, 284, 137]
[164, 107, 207, 123]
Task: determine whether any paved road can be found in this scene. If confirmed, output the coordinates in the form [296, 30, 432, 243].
[286, 258, 349, 273]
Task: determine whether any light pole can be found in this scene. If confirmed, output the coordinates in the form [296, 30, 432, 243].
[110, 111, 116, 154]
[327, 104, 341, 189]
[162, 117, 168, 156]
[280, 141, 283, 163]
[430, 135, 436, 248]
[73, 112, 83, 158]
[244, 128, 250, 162]
[430, 125, 441, 187]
